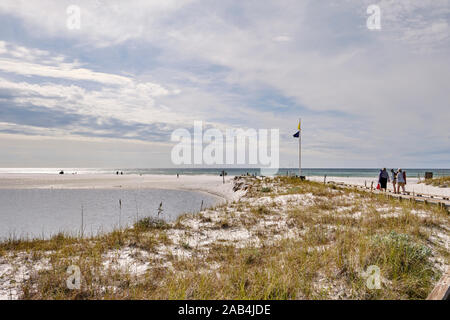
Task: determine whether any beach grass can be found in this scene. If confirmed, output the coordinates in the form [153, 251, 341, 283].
[421, 176, 450, 188]
[1, 177, 448, 300]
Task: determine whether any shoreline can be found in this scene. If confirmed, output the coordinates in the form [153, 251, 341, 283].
[0, 172, 447, 199]
[0, 173, 242, 202]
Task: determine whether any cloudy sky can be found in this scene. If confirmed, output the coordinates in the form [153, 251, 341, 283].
[0, 0, 449, 168]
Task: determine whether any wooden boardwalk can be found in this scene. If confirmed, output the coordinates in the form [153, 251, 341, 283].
[327, 182, 450, 212]
[427, 270, 450, 300]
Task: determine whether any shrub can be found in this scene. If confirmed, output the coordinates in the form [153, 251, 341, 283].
[370, 231, 432, 272]
[134, 217, 167, 231]
[251, 206, 272, 216]
[366, 231, 435, 298]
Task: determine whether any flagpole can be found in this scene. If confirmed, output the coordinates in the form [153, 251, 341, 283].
[298, 118, 302, 177]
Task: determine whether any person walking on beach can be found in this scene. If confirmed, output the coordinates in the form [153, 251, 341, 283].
[397, 169, 406, 193]
[391, 169, 398, 194]
[378, 168, 390, 191]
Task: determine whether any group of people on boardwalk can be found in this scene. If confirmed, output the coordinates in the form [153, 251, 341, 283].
[378, 168, 407, 194]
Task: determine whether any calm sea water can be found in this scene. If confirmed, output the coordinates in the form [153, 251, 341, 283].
[0, 189, 219, 241]
[1, 167, 448, 178]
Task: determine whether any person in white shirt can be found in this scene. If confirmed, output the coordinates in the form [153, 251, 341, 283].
[390, 169, 398, 194]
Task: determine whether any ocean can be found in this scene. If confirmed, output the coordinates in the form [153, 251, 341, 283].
[1, 167, 449, 178]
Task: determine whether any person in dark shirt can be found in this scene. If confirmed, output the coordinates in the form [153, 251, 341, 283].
[378, 168, 390, 191]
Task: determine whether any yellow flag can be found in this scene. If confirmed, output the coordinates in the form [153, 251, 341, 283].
[298, 120, 301, 130]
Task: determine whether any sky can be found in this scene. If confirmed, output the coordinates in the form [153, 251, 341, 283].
[0, 0, 449, 168]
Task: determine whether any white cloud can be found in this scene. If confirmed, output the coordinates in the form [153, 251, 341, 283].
[0, 58, 131, 86]
[377, 0, 450, 50]
[0, 0, 198, 47]
[0, 41, 7, 54]
[272, 35, 291, 42]
[0, 41, 184, 131]
[0, 1, 449, 167]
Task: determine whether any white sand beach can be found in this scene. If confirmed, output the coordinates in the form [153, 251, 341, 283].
[0, 173, 241, 202]
[308, 176, 450, 198]
[1, 173, 448, 199]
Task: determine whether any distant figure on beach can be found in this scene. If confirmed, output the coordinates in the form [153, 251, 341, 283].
[177, 173, 179, 178]
[59, 170, 64, 175]
[397, 169, 406, 193]
[391, 169, 398, 194]
[116, 171, 119, 175]
[378, 168, 390, 191]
